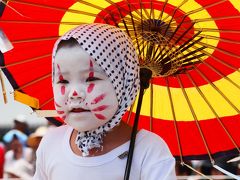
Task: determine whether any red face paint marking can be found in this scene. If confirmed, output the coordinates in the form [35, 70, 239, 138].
[55, 102, 62, 108]
[90, 59, 93, 68]
[92, 105, 109, 112]
[61, 86, 65, 95]
[89, 72, 94, 78]
[94, 113, 106, 120]
[57, 64, 61, 71]
[73, 91, 78, 96]
[91, 94, 106, 105]
[62, 115, 66, 120]
[87, 83, 95, 93]
[57, 110, 65, 114]
[59, 75, 64, 81]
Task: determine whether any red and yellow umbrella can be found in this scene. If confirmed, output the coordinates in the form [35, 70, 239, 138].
[1, 0, 240, 162]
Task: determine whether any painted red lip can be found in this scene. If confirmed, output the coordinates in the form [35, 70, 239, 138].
[70, 108, 90, 113]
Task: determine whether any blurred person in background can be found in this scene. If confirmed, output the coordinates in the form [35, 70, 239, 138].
[3, 132, 32, 174]
[5, 159, 33, 180]
[13, 115, 30, 136]
[27, 126, 48, 172]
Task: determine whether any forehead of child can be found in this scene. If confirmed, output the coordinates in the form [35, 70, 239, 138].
[54, 39, 105, 75]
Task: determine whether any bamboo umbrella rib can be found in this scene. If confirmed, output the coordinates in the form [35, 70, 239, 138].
[15, 73, 51, 91]
[161, 0, 189, 23]
[183, 162, 212, 180]
[125, 0, 142, 57]
[39, 97, 54, 109]
[75, 0, 119, 27]
[0, 70, 7, 103]
[10, 0, 101, 17]
[194, 66, 240, 114]
[197, 41, 240, 59]
[0, 20, 90, 25]
[168, 0, 228, 23]
[106, 0, 143, 22]
[104, 0, 131, 42]
[176, 74, 214, 163]
[180, 40, 240, 72]
[191, 46, 240, 72]
[201, 61, 240, 90]
[170, 15, 240, 27]
[165, 77, 183, 163]
[12, 36, 59, 44]
[153, 22, 198, 59]
[149, 82, 153, 131]
[156, 22, 196, 61]
[199, 34, 240, 45]
[157, 0, 169, 21]
[0, 54, 52, 68]
[123, 0, 149, 21]
[186, 71, 240, 153]
[153, 15, 196, 60]
[139, 0, 145, 59]
[194, 15, 240, 23]
[150, 0, 155, 21]
[196, 28, 240, 34]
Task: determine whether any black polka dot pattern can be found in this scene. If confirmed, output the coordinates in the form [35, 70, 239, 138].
[52, 23, 140, 156]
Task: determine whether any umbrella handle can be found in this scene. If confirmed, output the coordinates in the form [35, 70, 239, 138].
[124, 68, 152, 180]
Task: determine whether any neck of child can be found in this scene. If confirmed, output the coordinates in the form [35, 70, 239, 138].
[70, 121, 132, 157]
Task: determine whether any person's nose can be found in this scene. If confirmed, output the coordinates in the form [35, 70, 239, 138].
[69, 86, 86, 100]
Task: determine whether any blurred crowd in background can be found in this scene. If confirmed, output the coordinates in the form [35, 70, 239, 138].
[0, 116, 239, 180]
[0, 115, 55, 179]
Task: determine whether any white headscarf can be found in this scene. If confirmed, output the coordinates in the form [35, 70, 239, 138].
[53, 23, 140, 156]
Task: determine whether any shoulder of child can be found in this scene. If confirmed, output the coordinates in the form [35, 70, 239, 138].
[136, 129, 173, 159]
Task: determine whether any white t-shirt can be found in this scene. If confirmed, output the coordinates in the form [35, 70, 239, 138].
[33, 125, 176, 180]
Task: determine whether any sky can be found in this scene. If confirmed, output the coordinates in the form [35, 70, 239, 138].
[0, 71, 47, 128]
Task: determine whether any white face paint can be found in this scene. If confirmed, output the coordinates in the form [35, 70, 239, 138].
[53, 45, 118, 132]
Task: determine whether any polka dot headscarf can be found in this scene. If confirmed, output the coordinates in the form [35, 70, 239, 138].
[52, 23, 140, 156]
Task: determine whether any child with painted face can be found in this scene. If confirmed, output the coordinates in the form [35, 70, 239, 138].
[33, 23, 176, 180]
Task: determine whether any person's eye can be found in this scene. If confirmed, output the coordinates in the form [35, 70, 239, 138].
[57, 79, 69, 84]
[86, 77, 100, 82]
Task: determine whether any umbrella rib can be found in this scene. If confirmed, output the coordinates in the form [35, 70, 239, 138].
[149, 82, 153, 131]
[161, 0, 188, 23]
[10, 0, 101, 17]
[39, 97, 54, 109]
[197, 41, 240, 59]
[124, 0, 142, 56]
[153, 15, 197, 61]
[186, 71, 240, 154]
[0, 53, 52, 68]
[104, 0, 131, 37]
[165, 77, 183, 163]
[167, 0, 228, 24]
[176, 74, 214, 162]
[15, 73, 51, 91]
[201, 61, 240, 90]
[0, 20, 91, 25]
[194, 66, 240, 114]
[199, 34, 240, 45]
[11, 36, 59, 44]
[196, 28, 240, 34]
[157, 0, 169, 21]
[0, 70, 7, 103]
[138, 0, 145, 59]
[190, 45, 240, 72]
[75, 0, 119, 27]
[156, 21, 195, 61]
